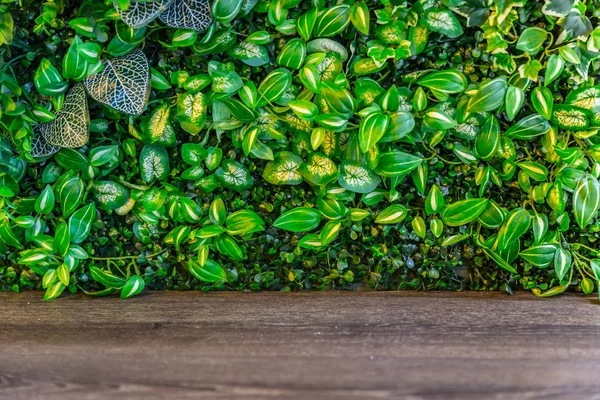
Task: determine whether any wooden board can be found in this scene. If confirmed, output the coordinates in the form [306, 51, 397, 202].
[1, 291, 599, 399]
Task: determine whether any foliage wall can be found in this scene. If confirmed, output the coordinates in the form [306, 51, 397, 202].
[2, 0, 600, 299]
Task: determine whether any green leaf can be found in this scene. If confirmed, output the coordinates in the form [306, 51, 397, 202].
[582, 277, 594, 295]
[504, 114, 551, 140]
[338, 161, 380, 194]
[565, 85, 600, 111]
[321, 82, 356, 116]
[209, 197, 226, 225]
[422, 9, 463, 38]
[298, 153, 338, 186]
[246, 31, 271, 45]
[477, 200, 505, 229]
[212, 0, 242, 23]
[320, 220, 341, 245]
[221, 97, 257, 123]
[77, 42, 101, 63]
[150, 68, 172, 90]
[532, 214, 548, 244]
[504, 86, 525, 121]
[315, 113, 348, 132]
[228, 41, 269, 67]
[142, 187, 167, 212]
[140, 144, 170, 183]
[516, 27, 548, 55]
[551, 105, 592, 131]
[273, 207, 322, 232]
[69, 203, 97, 243]
[531, 86, 554, 120]
[35, 184, 55, 214]
[542, 0, 574, 17]
[425, 184, 445, 215]
[474, 115, 500, 161]
[121, 276, 145, 299]
[57, 263, 70, 286]
[497, 208, 530, 251]
[63, 36, 89, 81]
[226, 210, 265, 236]
[93, 181, 130, 210]
[42, 269, 57, 289]
[35, 58, 68, 96]
[358, 112, 388, 152]
[441, 198, 489, 227]
[172, 29, 198, 47]
[54, 149, 90, 171]
[90, 266, 127, 289]
[181, 166, 204, 180]
[256, 68, 292, 108]
[376, 151, 423, 177]
[263, 151, 303, 185]
[350, 2, 370, 35]
[554, 247, 572, 281]
[296, 8, 317, 41]
[381, 111, 415, 142]
[314, 5, 350, 38]
[467, 77, 507, 112]
[573, 174, 600, 229]
[288, 100, 319, 121]
[89, 145, 119, 167]
[476, 236, 519, 274]
[375, 204, 408, 224]
[441, 234, 470, 247]
[208, 61, 243, 94]
[198, 225, 226, 239]
[430, 219, 443, 238]
[412, 216, 426, 238]
[54, 222, 70, 257]
[181, 143, 206, 165]
[544, 54, 565, 86]
[520, 244, 558, 268]
[277, 38, 306, 70]
[0, 12, 13, 45]
[43, 282, 66, 301]
[164, 225, 191, 249]
[215, 233, 245, 261]
[423, 108, 457, 130]
[416, 69, 467, 95]
[215, 159, 253, 192]
[517, 161, 548, 181]
[591, 259, 600, 281]
[189, 258, 228, 283]
[267, 0, 286, 26]
[299, 64, 321, 94]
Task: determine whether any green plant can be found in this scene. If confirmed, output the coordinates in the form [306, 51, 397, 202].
[1, 0, 600, 300]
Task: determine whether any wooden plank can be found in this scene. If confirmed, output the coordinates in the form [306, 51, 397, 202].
[1, 291, 599, 400]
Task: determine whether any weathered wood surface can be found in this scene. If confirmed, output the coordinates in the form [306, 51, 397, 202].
[1, 291, 599, 400]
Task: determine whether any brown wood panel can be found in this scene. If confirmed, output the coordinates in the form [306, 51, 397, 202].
[1, 291, 599, 400]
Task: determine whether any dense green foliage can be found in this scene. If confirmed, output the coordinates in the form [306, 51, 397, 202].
[2, 0, 600, 300]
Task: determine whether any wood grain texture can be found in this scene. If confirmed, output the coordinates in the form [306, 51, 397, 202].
[1, 291, 600, 400]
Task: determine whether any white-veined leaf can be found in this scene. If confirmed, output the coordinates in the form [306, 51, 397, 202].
[159, 0, 213, 32]
[114, 0, 173, 29]
[84, 49, 150, 115]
